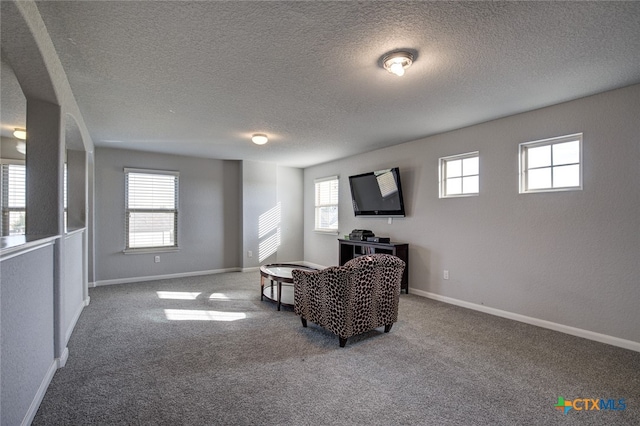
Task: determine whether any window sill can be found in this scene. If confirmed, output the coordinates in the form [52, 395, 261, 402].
[123, 247, 180, 254]
[440, 193, 479, 199]
[519, 186, 582, 194]
[314, 230, 339, 235]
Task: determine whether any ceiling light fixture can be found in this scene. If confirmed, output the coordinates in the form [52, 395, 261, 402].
[13, 128, 27, 140]
[251, 133, 268, 145]
[16, 141, 26, 155]
[382, 51, 414, 77]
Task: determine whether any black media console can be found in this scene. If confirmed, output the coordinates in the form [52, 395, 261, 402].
[338, 239, 409, 294]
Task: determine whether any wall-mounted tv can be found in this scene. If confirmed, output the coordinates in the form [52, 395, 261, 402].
[348, 167, 406, 217]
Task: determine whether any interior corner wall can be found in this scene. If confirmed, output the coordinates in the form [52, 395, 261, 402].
[87, 151, 96, 285]
[94, 148, 240, 282]
[241, 161, 303, 269]
[303, 83, 640, 345]
[276, 166, 304, 261]
[66, 149, 86, 229]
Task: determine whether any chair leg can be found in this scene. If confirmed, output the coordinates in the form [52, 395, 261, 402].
[339, 337, 347, 347]
[301, 318, 307, 327]
[384, 324, 393, 333]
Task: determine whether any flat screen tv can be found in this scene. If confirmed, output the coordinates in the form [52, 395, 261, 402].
[349, 167, 406, 217]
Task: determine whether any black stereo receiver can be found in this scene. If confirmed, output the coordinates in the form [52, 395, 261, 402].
[349, 229, 375, 241]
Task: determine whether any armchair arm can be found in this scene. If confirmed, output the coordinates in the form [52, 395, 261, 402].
[293, 266, 352, 336]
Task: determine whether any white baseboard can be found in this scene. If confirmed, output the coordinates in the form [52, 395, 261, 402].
[300, 260, 327, 270]
[93, 264, 328, 285]
[92, 267, 242, 287]
[243, 261, 326, 273]
[65, 301, 86, 344]
[409, 288, 640, 353]
[84, 296, 91, 306]
[21, 359, 57, 426]
[56, 347, 69, 368]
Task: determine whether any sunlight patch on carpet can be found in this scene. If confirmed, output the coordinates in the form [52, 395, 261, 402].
[157, 291, 201, 300]
[209, 293, 230, 300]
[164, 309, 246, 321]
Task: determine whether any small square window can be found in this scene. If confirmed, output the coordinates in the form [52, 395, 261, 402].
[439, 152, 479, 198]
[520, 134, 582, 193]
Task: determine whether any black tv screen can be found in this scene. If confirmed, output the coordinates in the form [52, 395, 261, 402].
[349, 167, 406, 217]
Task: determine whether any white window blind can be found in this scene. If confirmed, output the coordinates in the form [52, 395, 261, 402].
[314, 175, 339, 232]
[125, 168, 178, 250]
[1, 163, 26, 236]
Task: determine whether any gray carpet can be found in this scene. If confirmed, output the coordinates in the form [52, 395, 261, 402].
[34, 271, 639, 425]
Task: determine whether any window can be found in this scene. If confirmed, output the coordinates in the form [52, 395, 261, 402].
[439, 152, 479, 198]
[520, 133, 582, 193]
[125, 168, 178, 251]
[1, 163, 26, 236]
[314, 175, 339, 232]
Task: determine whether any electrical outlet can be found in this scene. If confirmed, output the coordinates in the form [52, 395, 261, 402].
[443, 270, 449, 280]
[154, 256, 160, 263]
[388, 217, 392, 225]
[248, 251, 253, 258]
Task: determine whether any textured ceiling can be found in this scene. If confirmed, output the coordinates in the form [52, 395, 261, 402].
[4, 1, 640, 167]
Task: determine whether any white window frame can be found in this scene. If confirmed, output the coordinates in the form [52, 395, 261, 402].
[124, 168, 179, 253]
[1, 160, 26, 236]
[314, 175, 339, 234]
[519, 133, 583, 193]
[439, 151, 480, 198]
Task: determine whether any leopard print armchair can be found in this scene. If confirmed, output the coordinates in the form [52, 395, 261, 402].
[292, 253, 406, 347]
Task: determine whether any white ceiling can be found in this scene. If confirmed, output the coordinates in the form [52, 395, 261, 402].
[3, 1, 640, 168]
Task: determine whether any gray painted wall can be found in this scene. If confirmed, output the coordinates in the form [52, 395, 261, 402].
[277, 166, 304, 261]
[303, 84, 640, 344]
[241, 161, 304, 268]
[241, 161, 276, 268]
[95, 151, 303, 281]
[66, 149, 86, 230]
[1, 244, 56, 426]
[94, 148, 241, 281]
[63, 231, 86, 343]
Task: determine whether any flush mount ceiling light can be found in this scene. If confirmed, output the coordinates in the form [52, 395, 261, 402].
[13, 128, 27, 140]
[381, 51, 414, 77]
[251, 133, 268, 145]
[16, 141, 26, 155]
